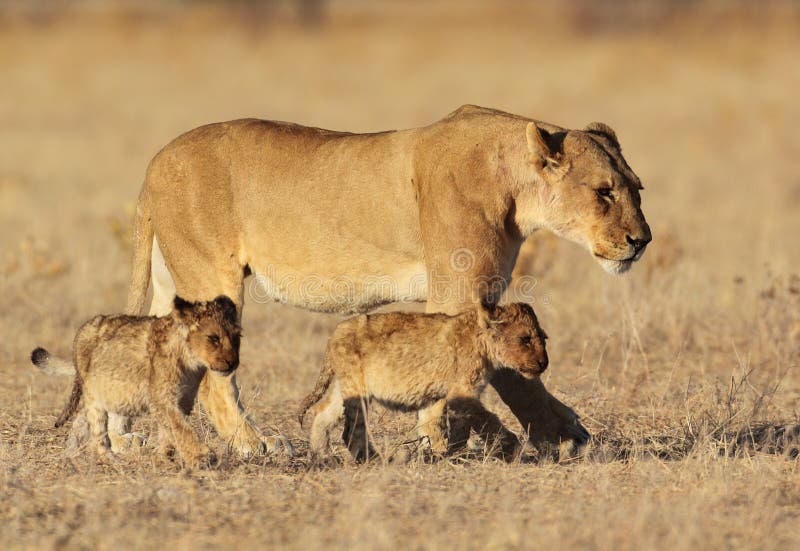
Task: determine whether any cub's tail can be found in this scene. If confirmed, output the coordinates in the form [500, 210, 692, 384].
[31, 347, 75, 376]
[31, 347, 83, 428]
[297, 356, 335, 428]
[54, 375, 83, 428]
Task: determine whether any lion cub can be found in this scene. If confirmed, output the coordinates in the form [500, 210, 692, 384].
[298, 302, 548, 462]
[31, 295, 241, 468]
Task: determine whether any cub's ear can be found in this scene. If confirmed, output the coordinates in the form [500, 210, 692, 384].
[213, 295, 238, 322]
[584, 122, 620, 149]
[526, 122, 570, 178]
[476, 300, 501, 331]
[476, 301, 491, 330]
[173, 295, 194, 314]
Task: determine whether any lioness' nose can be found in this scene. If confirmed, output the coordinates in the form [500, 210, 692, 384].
[626, 234, 651, 253]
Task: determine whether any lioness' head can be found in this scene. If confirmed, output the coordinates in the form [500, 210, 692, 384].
[173, 295, 241, 374]
[519, 121, 651, 274]
[477, 302, 548, 377]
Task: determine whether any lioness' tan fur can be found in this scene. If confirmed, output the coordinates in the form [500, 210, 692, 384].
[32, 296, 241, 469]
[298, 302, 548, 462]
[126, 105, 650, 457]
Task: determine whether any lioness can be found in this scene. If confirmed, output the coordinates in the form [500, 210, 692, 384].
[31, 295, 240, 468]
[298, 302, 548, 462]
[125, 104, 650, 458]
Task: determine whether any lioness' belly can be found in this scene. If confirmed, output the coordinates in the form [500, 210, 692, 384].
[248, 261, 428, 314]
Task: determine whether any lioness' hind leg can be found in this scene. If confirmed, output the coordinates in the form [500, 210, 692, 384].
[149, 236, 177, 316]
[309, 380, 344, 457]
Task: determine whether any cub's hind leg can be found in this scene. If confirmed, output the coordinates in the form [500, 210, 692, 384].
[85, 402, 111, 457]
[309, 380, 344, 457]
[341, 390, 377, 463]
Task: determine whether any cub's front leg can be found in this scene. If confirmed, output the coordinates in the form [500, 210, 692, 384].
[416, 399, 448, 456]
[151, 365, 216, 469]
[446, 396, 520, 460]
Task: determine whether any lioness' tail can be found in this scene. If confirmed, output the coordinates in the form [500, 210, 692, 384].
[31, 347, 83, 428]
[297, 356, 335, 428]
[31, 347, 75, 376]
[125, 194, 154, 315]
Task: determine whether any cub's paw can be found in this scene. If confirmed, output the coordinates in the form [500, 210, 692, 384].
[110, 432, 148, 452]
[184, 448, 218, 470]
[263, 434, 294, 458]
[229, 425, 294, 459]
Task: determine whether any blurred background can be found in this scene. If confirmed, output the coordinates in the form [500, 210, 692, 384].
[2, 3, 800, 548]
[2, 0, 799, 440]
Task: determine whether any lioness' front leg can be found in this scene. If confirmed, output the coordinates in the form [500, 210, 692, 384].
[421, 232, 590, 459]
[491, 368, 589, 459]
[197, 371, 282, 457]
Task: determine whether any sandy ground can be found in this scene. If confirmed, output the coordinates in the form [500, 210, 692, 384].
[1, 2, 799, 549]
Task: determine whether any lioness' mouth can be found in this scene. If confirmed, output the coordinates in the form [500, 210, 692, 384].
[594, 252, 637, 263]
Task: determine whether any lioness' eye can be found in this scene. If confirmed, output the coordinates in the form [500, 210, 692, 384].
[595, 187, 613, 200]
[208, 335, 221, 346]
[519, 336, 532, 346]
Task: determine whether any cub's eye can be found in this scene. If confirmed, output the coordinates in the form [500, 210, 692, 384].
[595, 187, 614, 200]
[519, 336, 532, 346]
[208, 335, 221, 346]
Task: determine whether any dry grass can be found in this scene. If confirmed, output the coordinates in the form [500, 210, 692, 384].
[1, 2, 800, 549]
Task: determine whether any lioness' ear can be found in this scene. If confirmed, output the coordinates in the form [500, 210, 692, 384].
[584, 122, 620, 149]
[526, 122, 570, 179]
[213, 295, 238, 322]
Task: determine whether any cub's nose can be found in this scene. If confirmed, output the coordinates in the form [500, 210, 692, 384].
[626, 234, 651, 253]
[538, 353, 549, 373]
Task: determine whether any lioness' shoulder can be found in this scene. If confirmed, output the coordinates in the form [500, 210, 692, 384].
[441, 104, 532, 124]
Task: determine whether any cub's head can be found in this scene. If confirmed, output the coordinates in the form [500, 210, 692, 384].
[172, 295, 241, 374]
[518, 121, 651, 274]
[477, 302, 548, 378]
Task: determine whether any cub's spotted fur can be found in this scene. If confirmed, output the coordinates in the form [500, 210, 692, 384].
[298, 302, 548, 462]
[32, 296, 240, 468]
